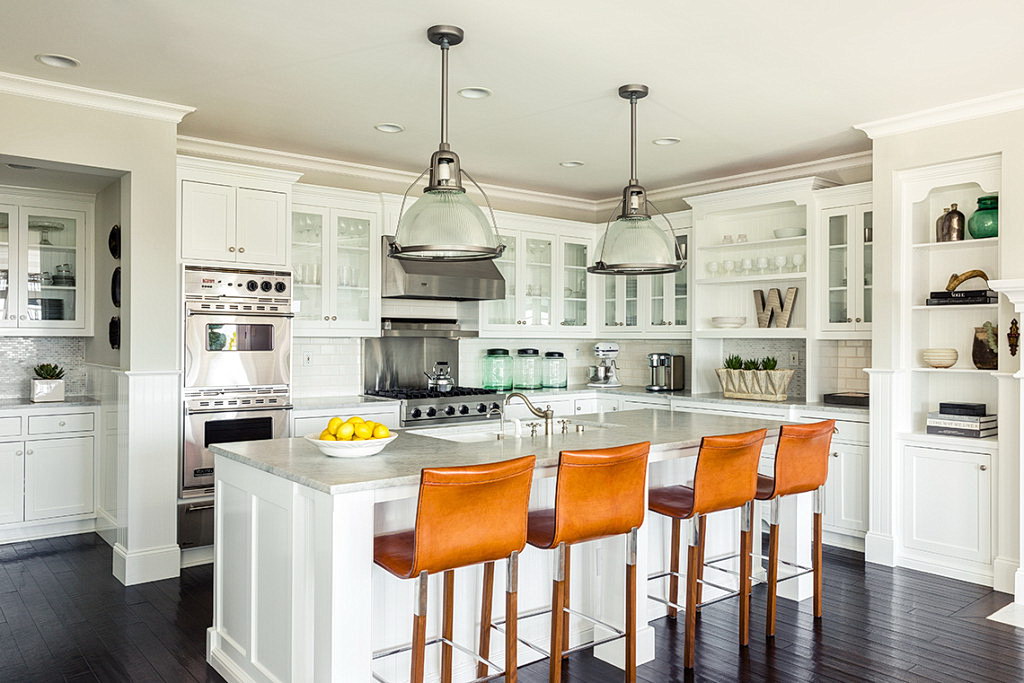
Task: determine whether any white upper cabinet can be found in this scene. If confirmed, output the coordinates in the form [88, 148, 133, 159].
[178, 157, 301, 268]
[815, 183, 872, 336]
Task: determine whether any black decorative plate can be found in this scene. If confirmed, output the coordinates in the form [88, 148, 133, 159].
[108, 224, 121, 259]
[108, 316, 120, 350]
[111, 267, 121, 308]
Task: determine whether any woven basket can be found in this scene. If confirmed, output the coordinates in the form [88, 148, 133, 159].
[715, 368, 795, 401]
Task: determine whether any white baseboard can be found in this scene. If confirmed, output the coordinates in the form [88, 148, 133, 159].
[824, 530, 865, 552]
[993, 556, 1018, 594]
[1014, 568, 1024, 601]
[864, 531, 895, 566]
[0, 517, 96, 544]
[896, 554, 993, 587]
[207, 629, 250, 683]
[181, 545, 214, 568]
[112, 542, 181, 586]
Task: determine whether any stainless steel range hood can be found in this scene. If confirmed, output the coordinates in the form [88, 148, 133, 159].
[381, 236, 506, 301]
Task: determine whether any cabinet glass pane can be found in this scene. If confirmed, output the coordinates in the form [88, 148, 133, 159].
[292, 212, 325, 323]
[827, 214, 849, 323]
[624, 275, 638, 328]
[26, 213, 78, 321]
[674, 235, 688, 326]
[483, 235, 517, 325]
[336, 214, 371, 324]
[604, 276, 617, 327]
[0, 212, 9, 321]
[562, 241, 588, 327]
[651, 276, 665, 326]
[862, 211, 873, 324]
[522, 238, 552, 326]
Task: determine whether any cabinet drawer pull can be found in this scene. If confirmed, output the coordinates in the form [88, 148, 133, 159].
[238, 247, 245, 253]
[228, 246, 236, 253]
[830, 452, 839, 458]
[980, 464, 988, 471]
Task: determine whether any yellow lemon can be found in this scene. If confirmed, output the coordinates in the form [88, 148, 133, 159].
[336, 422, 356, 440]
[327, 417, 344, 435]
[372, 424, 390, 439]
[363, 421, 377, 432]
[336, 431, 353, 441]
[354, 423, 374, 440]
[352, 436, 367, 441]
[345, 416, 365, 425]
[318, 429, 336, 441]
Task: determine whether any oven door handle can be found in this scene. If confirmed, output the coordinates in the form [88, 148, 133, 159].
[184, 503, 215, 512]
[186, 309, 295, 319]
[186, 404, 293, 416]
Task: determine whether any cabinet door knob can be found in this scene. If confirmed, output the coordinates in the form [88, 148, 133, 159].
[15, 450, 22, 456]
[228, 246, 236, 252]
[324, 315, 330, 320]
[855, 317, 862, 323]
[7, 315, 14, 320]
[20, 315, 26, 320]
[26, 449, 33, 455]
[59, 421, 66, 427]
[331, 316, 337, 321]
[980, 464, 988, 471]
[846, 317, 852, 323]
[830, 451, 839, 458]
[238, 247, 245, 253]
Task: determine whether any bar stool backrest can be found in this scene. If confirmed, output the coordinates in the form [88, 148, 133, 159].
[411, 455, 536, 575]
[692, 429, 767, 515]
[771, 420, 836, 497]
[551, 441, 651, 546]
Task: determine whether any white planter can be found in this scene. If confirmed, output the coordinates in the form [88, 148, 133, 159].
[715, 368, 795, 401]
[31, 379, 65, 403]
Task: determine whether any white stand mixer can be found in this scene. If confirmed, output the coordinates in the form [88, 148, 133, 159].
[587, 342, 622, 388]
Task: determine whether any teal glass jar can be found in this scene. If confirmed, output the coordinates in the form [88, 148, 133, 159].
[968, 195, 998, 239]
[482, 348, 512, 391]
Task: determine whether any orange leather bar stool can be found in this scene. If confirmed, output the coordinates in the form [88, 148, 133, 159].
[479, 442, 650, 683]
[373, 455, 536, 683]
[647, 428, 767, 670]
[757, 419, 835, 637]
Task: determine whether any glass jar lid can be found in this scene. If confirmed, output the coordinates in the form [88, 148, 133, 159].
[544, 351, 565, 358]
[486, 348, 509, 355]
[517, 348, 539, 356]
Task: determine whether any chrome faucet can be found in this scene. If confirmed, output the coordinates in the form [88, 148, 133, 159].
[504, 392, 555, 435]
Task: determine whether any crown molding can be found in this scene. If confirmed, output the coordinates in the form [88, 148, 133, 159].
[683, 175, 839, 211]
[177, 155, 303, 184]
[595, 150, 872, 212]
[176, 136, 600, 214]
[0, 71, 194, 123]
[814, 180, 873, 207]
[855, 88, 1024, 139]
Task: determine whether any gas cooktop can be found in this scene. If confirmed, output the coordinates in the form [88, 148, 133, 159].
[367, 387, 497, 401]
[366, 387, 504, 426]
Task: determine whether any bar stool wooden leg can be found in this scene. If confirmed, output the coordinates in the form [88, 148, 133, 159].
[684, 515, 701, 670]
[562, 544, 571, 659]
[626, 528, 638, 683]
[442, 570, 455, 683]
[738, 502, 752, 647]
[695, 515, 707, 614]
[549, 543, 566, 683]
[766, 498, 780, 638]
[506, 552, 519, 683]
[411, 571, 428, 683]
[668, 518, 680, 619]
[476, 562, 495, 679]
[813, 486, 824, 619]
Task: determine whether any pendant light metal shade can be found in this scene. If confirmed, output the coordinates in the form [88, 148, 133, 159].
[390, 25, 504, 262]
[589, 84, 683, 275]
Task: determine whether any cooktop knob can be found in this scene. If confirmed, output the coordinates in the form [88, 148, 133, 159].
[426, 407, 437, 417]
[459, 405, 470, 415]
[260, 280, 273, 292]
[410, 408, 422, 419]
[490, 402, 501, 412]
[444, 405, 456, 416]
[274, 281, 287, 293]
[476, 403, 488, 413]
[246, 280, 259, 292]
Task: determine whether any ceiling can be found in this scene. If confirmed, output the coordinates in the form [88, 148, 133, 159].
[3, 2, 1024, 199]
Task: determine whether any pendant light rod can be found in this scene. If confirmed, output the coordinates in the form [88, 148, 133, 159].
[439, 38, 449, 148]
[618, 84, 648, 184]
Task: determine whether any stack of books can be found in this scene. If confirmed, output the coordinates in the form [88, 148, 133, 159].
[925, 289, 997, 306]
[926, 402, 997, 439]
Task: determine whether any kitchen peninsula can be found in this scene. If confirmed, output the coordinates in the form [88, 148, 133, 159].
[206, 408, 815, 683]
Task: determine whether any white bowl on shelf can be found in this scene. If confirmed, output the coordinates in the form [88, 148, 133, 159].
[773, 228, 807, 239]
[305, 433, 397, 458]
[921, 348, 958, 368]
[710, 316, 747, 328]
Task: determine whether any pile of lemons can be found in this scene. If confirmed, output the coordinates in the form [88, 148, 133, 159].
[318, 416, 391, 442]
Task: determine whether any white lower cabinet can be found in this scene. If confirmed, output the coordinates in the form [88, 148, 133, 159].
[506, 397, 574, 421]
[574, 397, 620, 414]
[826, 442, 868, 535]
[0, 442, 25, 525]
[25, 436, 94, 521]
[901, 445, 991, 564]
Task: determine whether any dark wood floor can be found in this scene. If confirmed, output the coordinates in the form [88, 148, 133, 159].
[0, 534, 1020, 682]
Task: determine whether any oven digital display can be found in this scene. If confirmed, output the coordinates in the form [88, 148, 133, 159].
[204, 416, 275, 448]
[206, 323, 275, 352]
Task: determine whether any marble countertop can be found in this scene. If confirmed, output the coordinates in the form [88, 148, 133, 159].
[213, 408, 789, 496]
[0, 395, 100, 411]
[292, 395, 400, 412]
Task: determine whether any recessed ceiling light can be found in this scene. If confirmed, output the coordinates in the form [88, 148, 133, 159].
[6, 163, 38, 170]
[652, 137, 681, 146]
[457, 87, 492, 99]
[374, 123, 405, 133]
[34, 54, 80, 69]
[559, 161, 585, 168]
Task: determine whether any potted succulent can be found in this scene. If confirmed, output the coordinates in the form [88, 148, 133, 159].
[31, 363, 66, 403]
[715, 355, 795, 401]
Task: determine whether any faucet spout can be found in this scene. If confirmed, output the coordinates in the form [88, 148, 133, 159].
[504, 392, 555, 435]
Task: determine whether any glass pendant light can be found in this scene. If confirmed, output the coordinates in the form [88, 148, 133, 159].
[389, 25, 505, 261]
[589, 84, 683, 275]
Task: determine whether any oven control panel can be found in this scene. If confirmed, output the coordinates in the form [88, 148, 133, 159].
[185, 266, 291, 301]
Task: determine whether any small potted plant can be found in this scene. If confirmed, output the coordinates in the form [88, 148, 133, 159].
[31, 363, 65, 403]
[715, 355, 795, 401]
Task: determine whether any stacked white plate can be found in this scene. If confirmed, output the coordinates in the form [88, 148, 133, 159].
[710, 316, 746, 328]
[773, 228, 807, 238]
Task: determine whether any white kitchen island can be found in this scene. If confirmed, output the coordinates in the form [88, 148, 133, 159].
[207, 409, 820, 683]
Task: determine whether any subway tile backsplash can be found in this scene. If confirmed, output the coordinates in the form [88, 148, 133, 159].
[0, 337, 87, 398]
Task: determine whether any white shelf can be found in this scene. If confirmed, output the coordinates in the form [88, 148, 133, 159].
[696, 327, 806, 338]
[695, 273, 806, 285]
[911, 303, 998, 310]
[293, 241, 322, 248]
[38, 285, 76, 291]
[295, 283, 322, 288]
[337, 285, 369, 292]
[899, 431, 999, 451]
[699, 235, 806, 251]
[910, 367, 995, 374]
[32, 244, 76, 251]
[911, 237, 999, 250]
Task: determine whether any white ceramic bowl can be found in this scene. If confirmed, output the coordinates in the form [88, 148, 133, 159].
[305, 432, 398, 458]
[921, 348, 958, 368]
[773, 228, 807, 239]
[711, 316, 746, 328]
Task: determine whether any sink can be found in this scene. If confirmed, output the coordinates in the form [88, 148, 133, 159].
[408, 419, 614, 443]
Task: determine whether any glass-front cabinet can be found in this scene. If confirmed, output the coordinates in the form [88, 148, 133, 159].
[599, 231, 689, 336]
[292, 201, 380, 336]
[0, 194, 91, 335]
[557, 237, 593, 333]
[481, 230, 558, 336]
[821, 204, 872, 333]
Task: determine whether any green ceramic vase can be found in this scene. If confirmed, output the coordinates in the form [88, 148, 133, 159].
[968, 195, 998, 238]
